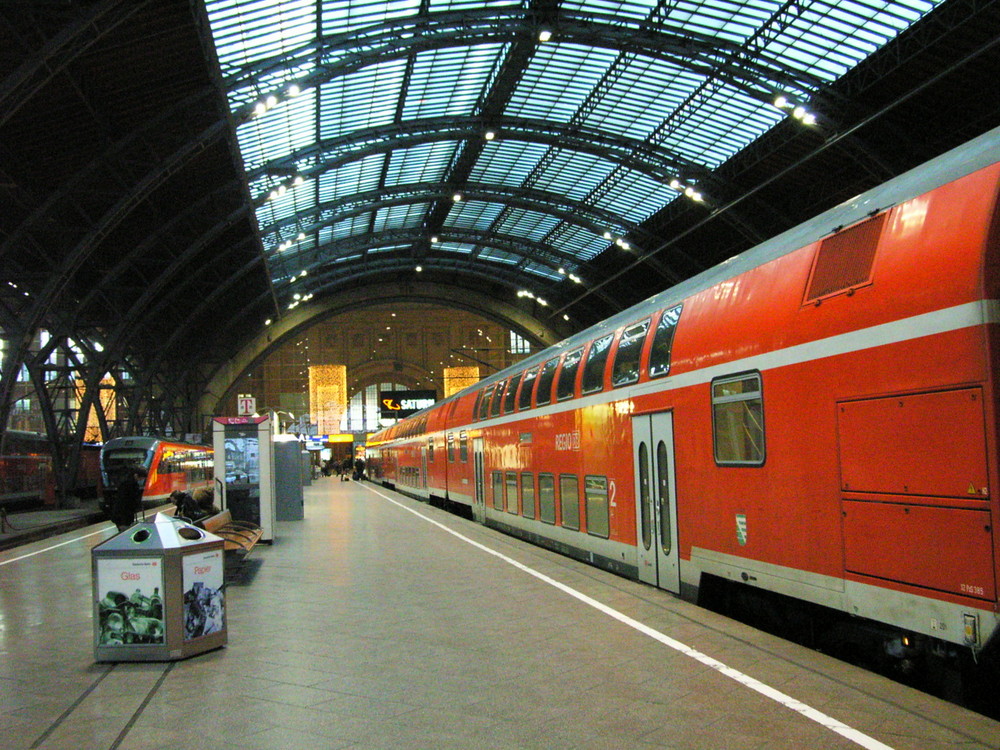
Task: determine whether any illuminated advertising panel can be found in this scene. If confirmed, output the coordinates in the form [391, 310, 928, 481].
[379, 389, 436, 419]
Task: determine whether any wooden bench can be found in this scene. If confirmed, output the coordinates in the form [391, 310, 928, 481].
[198, 509, 263, 557]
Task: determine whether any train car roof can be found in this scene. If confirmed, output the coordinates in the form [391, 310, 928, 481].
[377, 124, 1000, 434]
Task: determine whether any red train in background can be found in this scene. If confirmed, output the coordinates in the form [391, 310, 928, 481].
[100, 436, 213, 506]
[369, 126, 1000, 696]
[0, 430, 101, 508]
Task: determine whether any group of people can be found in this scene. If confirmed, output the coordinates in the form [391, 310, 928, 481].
[321, 455, 366, 481]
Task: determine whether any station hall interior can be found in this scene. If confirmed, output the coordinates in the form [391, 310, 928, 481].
[3, 1, 1000, 747]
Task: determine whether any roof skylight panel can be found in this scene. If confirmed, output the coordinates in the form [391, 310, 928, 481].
[317, 154, 386, 203]
[320, 0, 423, 35]
[577, 58, 699, 141]
[530, 152, 615, 203]
[598, 172, 676, 222]
[403, 45, 501, 119]
[206, 0, 315, 69]
[496, 210, 562, 244]
[386, 142, 458, 185]
[470, 141, 549, 186]
[547, 225, 608, 262]
[521, 260, 563, 281]
[560, 0, 661, 20]
[325, 214, 372, 241]
[507, 44, 618, 122]
[434, 242, 476, 257]
[319, 58, 406, 139]
[478, 248, 521, 266]
[446, 200, 505, 230]
[373, 203, 426, 232]
[236, 94, 317, 171]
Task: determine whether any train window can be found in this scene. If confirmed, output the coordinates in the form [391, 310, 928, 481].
[521, 472, 535, 519]
[560, 474, 580, 530]
[447, 433, 455, 462]
[656, 441, 671, 555]
[585, 475, 609, 538]
[503, 372, 522, 414]
[648, 305, 683, 379]
[518, 366, 539, 410]
[427, 437, 434, 463]
[492, 471, 503, 510]
[472, 390, 484, 421]
[490, 380, 506, 418]
[638, 442, 651, 550]
[556, 348, 583, 401]
[538, 473, 556, 524]
[459, 431, 468, 462]
[477, 385, 494, 421]
[712, 372, 765, 466]
[581, 333, 613, 394]
[535, 359, 559, 407]
[612, 320, 650, 387]
[505, 472, 518, 514]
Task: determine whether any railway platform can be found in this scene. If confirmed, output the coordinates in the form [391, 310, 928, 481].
[2, 478, 999, 750]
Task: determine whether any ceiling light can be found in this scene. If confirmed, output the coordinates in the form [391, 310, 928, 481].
[415, 266, 423, 272]
[774, 95, 788, 109]
[452, 193, 462, 202]
[264, 319, 272, 326]
[266, 95, 277, 109]
[538, 29, 552, 42]
[484, 131, 496, 141]
[289, 84, 300, 96]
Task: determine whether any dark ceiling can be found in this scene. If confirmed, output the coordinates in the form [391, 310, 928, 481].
[1, 0, 998, 442]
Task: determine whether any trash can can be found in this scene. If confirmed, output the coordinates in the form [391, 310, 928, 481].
[92, 512, 227, 662]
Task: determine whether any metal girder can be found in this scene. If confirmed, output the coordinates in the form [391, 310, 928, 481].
[75, 178, 247, 315]
[260, 181, 656, 253]
[223, 9, 826, 120]
[0, 85, 219, 265]
[281, 226, 590, 278]
[7, 119, 228, 377]
[0, 0, 152, 128]
[249, 115, 711, 205]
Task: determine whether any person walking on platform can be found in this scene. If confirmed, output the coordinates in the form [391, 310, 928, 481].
[353, 456, 366, 481]
[341, 455, 352, 480]
[111, 467, 145, 532]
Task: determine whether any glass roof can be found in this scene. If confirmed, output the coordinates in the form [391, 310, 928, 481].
[202, 0, 943, 310]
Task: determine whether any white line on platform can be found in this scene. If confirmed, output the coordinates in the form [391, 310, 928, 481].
[367, 484, 897, 750]
[0, 526, 113, 566]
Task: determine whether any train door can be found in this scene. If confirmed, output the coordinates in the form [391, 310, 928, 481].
[472, 437, 485, 522]
[632, 411, 680, 593]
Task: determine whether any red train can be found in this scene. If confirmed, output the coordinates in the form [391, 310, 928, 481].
[369, 126, 1000, 683]
[100, 436, 213, 506]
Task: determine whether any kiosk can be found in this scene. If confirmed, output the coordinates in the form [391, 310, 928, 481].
[212, 416, 276, 543]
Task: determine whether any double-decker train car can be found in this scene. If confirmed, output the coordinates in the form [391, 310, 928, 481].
[100, 436, 213, 506]
[369, 126, 1000, 680]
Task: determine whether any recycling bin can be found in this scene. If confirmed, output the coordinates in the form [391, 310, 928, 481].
[92, 512, 227, 662]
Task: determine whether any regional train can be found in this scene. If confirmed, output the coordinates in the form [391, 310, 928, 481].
[369, 125, 1000, 686]
[0, 430, 102, 508]
[100, 436, 213, 506]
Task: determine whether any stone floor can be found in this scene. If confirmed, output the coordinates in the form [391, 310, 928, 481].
[2, 478, 998, 750]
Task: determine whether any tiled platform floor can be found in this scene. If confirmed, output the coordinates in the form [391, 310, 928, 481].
[2, 478, 998, 750]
